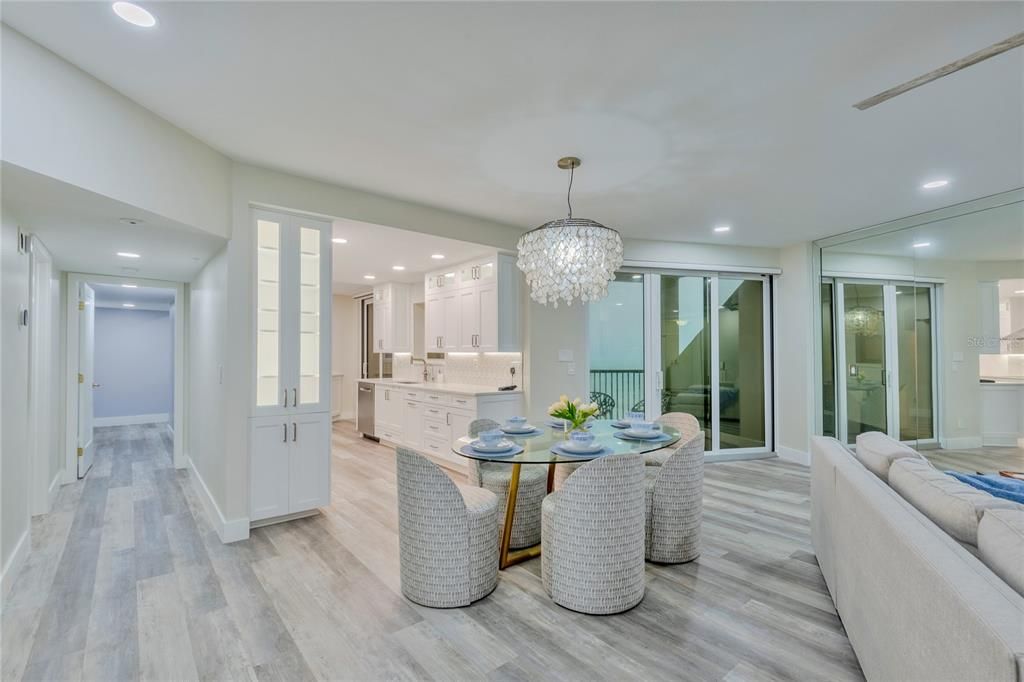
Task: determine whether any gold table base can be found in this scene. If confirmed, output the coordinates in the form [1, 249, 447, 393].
[498, 462, 556, 569]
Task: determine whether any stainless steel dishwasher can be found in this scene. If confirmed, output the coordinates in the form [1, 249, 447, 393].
[357, 382, 377, 439]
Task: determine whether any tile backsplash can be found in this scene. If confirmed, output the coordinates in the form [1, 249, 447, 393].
[392, 352, 522, 388]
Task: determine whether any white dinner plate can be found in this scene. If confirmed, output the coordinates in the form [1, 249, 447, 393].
[621, 429, 662, 440]
[502, 424, 537, 434]
[559, 440, 604, 454]
[470, 439, 515, 453]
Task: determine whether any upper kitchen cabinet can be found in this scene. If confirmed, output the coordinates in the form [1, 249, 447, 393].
[372, 282, 412, 353]
[253, 208, 332, 416]
[425, 252, 520, 352]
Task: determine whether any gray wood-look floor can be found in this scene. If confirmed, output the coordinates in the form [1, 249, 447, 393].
[3, 422, 884, 681]
[924, 445, 1024, 474]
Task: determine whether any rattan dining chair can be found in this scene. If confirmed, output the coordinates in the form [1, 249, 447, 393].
[395, 447, 498, 607]
[541, 452, 646, 614]
[466, 418, 547, 549]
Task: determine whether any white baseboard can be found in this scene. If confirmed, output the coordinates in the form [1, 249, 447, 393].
[982, 432, 1022, 447]
[939, 435, 984, 450]
[1, 528, 30, 608]
[775, 445, 810, 466]
[187, 457, 249, 544]
[94, 413, 169, 427]
[47, 471, 62, 510]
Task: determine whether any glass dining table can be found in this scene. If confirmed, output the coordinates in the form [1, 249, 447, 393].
[452, 420, 681, 569]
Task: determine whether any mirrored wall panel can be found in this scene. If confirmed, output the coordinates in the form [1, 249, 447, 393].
[819, 193, 1024, 453]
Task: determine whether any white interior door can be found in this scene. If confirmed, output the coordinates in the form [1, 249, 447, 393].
[77, 282, 96, 478]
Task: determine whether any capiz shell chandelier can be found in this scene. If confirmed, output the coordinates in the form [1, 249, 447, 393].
[516, 157, 623, 307]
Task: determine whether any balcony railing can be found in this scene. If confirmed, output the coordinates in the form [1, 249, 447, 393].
[589, 369, 644, 420]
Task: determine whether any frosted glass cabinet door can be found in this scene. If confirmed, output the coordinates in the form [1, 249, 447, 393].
[255, 214, 285, 410]
[253, 209, 331, 416]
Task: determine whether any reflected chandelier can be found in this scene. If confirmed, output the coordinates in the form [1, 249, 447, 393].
[516, 157, 623, 307]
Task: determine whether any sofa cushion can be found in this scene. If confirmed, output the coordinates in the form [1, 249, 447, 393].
[979, 509, 1024, 597]
[854, 431, 924, 481]
[888, 458, 1020, 546]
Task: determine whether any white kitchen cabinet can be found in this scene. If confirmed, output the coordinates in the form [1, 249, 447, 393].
[402, 398, 424, 450]
[424, 252, 521, 353]
[372, 381, 524, 469]
[253, 209, 332, 416]
[250, 412, 330, 523]
[372, 282, 412, 353]
[251, 208, 332, 528]
[374, 384, 403, 442]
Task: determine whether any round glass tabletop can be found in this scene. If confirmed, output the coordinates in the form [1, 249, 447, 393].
[452, 420, 681, 464]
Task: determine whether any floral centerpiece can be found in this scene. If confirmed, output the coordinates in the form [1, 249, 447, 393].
[548, 395, 601, 432]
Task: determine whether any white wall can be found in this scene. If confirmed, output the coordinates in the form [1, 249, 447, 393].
[94, 308, 173, 421]
[525, 300, 589, 422]
[187, 247, 229, 527]
[774, 243, 815, 463]
[331, 295, 361, 420]
[1, 25, 232, 239]
[624, 238, 780, 271]
[1, 208, 31, 598]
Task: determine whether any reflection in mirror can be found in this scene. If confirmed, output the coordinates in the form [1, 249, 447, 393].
[818, 194, 1023, 467]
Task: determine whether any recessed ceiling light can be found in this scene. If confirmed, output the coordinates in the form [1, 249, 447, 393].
[431, 254, 445, 260]
[363, 274, 376, 280]
[112, 2, 156, 27]
[392, 265, 405, 271]
[713, 225, 731, 233]
[912, 242, 931, 248]
[332, 238, 347, 244]
[116, 251, 140, 258]
[121, 284, 138, 288]
[122, 303, 136, 308]
[921, 179, 949, 190]
[119, 217, 145, 226]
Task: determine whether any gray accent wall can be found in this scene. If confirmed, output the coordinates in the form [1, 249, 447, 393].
[94, 308, 173, 419]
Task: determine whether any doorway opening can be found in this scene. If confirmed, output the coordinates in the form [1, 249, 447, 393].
[65, 274, 185, 479]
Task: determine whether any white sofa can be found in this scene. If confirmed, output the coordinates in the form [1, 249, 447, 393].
[811, 435, 1024, 681]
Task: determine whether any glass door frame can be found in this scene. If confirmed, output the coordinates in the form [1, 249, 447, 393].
[633, 269, 774, 457]
[830, 277, 940, 447]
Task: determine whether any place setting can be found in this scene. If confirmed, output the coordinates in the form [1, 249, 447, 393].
[549, 430, 614, 459]
[459, 428, 524, 458]
[499, 416, 543, 437]
[613, 419, 674, 443]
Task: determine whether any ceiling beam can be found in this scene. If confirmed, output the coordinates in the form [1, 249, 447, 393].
[854, 31, 1024, 110]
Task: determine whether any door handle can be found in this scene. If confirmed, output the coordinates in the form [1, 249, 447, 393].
[292, 388, 297, 407]
[292, 422, 297, 442]
[446, 413, 451, 426]
[283, 423, 287, 442]
[92, 383, 101, 388]
[283, 389, 288, 407]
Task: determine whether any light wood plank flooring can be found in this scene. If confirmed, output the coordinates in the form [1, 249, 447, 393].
[924, 445, 1024, 473]
[4, 421, 872, 681]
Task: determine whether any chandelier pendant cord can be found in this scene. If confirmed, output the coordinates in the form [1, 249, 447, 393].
[567, 165, 574, 219]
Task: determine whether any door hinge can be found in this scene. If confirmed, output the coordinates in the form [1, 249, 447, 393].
[79, 300, 85, 310]
[76, 447, 83, 457]
[78, 373, 84, 384]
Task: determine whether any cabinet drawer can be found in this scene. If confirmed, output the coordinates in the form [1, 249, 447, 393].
[423, 417, 450, 440]
[422, 391, 452, 406]
[400, 389, 422, 401]
[450, 395, 476, 411]
[376, 423, 403, 442]
[422, 405, 446, 421]
[422, 434, 450, 458]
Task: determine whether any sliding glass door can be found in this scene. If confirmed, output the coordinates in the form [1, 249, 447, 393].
[590, 271, 773, 456]
[831, 279, 937, 446]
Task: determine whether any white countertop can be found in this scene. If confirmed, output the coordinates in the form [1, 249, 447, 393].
[359, 378, 521, 397]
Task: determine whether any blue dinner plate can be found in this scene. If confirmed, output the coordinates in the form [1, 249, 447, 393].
[460, 443, 524, 458]
[615, 430, 672, 442]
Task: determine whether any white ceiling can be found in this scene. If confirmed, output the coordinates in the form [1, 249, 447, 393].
[92, 283, 175, 311]
[3, 2, 1022, 247]
[2, 163, 226, 281]
[826, 200, 1024, 261]
[331, 218, 490, 295]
